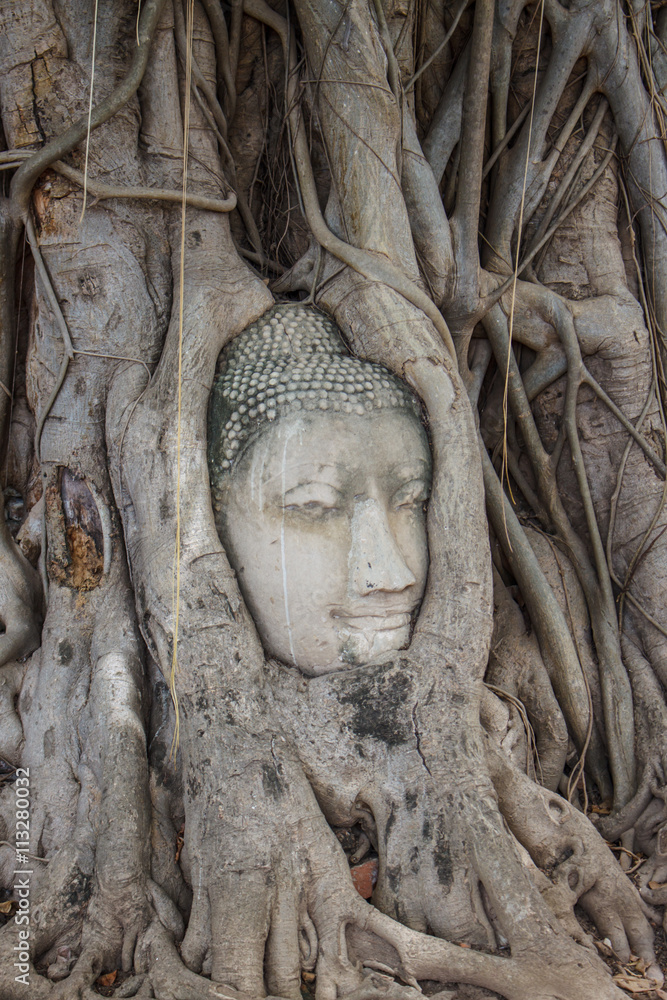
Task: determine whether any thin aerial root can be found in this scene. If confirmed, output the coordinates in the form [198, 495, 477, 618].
[242, 0, 458, 362]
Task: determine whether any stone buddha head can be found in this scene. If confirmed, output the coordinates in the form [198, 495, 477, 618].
[208, 304, 431, 676]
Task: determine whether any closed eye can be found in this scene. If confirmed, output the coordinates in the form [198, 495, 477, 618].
[284, 499, 337, 512]
[282, 500, 342, 523]
[282, 481, 343, 514]
[393, 479, 430, 510]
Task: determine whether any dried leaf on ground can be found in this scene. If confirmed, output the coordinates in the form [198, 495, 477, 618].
[96, 970, 118, 987]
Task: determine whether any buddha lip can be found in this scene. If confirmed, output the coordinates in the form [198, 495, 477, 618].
[331, 610, 411, 630]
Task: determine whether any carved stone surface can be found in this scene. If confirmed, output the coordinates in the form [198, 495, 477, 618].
[208, 304, 432, 675]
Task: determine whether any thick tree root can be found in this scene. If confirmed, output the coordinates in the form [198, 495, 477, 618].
[485, 570, 569, 791]
[175, 848, 632, 1000]
[0, 519, 42, 669]
[485, 742, 662, 983]
[2, 7, 665, 1000]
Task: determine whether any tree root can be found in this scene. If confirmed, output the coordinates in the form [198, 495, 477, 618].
[173, 825, 633, 1000]
[599, 624, 667, 916]
[480, 446, 612, 799]
[2, 9, 663, 1000]
[485, 742, 663, 983]
[0, 518, 42, 669]
[486, 570, 569, 791]
[242, 0, 458, 362]
[1, 839, 631, 1000]
[139, 919, 257, 1000]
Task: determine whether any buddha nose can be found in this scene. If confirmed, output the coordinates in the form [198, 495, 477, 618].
[349, 498, 417, 596]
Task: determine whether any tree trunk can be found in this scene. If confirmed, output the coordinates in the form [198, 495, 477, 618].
[0, 1, 665, 998]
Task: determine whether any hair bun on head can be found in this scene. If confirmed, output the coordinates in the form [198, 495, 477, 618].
[207, 302, 421, 512]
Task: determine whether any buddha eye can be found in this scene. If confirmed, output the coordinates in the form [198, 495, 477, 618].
[393, 479, 430, 511]
[283, 499, 339, 517]
[282, 482, 343, 516]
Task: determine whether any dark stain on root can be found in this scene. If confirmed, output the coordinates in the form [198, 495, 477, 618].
[385, 864, 401, 894]
[187, 771, 202, 797]
[58, 640, 73, 663]
[433, 826, 454, 890]
[195, 693, 212, 726]
[385, 804, 397, 839]
[65, 868, 93, 909]
[262, 761, 286, 798]
[339, 662, 413, 745]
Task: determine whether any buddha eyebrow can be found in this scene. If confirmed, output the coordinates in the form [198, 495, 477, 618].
[389, 458, 431, 478]
[261, 462, 341, 488]
[283, 480, 344, 496]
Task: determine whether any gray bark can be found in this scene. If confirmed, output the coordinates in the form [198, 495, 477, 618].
[0, 1, 664, 998]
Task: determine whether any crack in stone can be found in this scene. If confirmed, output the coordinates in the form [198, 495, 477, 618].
[412, 703, 431, 776]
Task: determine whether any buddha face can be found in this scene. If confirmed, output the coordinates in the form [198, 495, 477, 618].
[216, 407, 431, 676]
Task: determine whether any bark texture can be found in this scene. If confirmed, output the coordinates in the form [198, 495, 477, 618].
[0, 1, 665, 999]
